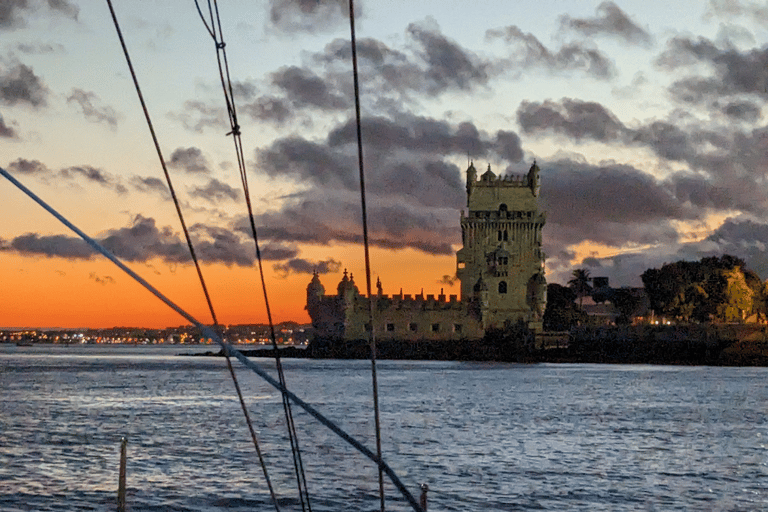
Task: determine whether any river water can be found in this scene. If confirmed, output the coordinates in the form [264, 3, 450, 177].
[0, 343, 766, 511]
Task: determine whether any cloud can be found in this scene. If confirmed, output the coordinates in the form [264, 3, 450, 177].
[721, 100, 762, 121]
[241, 96, 293, 124]
[0, 62, 48, 107]
[60, 165, 127, 194]
[131, 175, 169, 198]
[406, 19, 490, 93]
[7, 158, 50, 175]
[169, 100, 227, 132]
[271, 66, 348, 111]
[268, 0, 350, 34]
[15, 42, 64, 54]
[88, 272, 115, 285]
[273, 257, 342, 277]
[188, 224, 254, 267]
[565, 216, 768, 287]
[704, 0, 768, 26]
[657, 36, 768, 100]
[486, 25, 614, 78]
[0, 0, 78, 29]
[9, 233, 93, 259]
[67, 88, 119, 129]
[245, 193, 459, 256]
[1, 215, 304, 269]
[0, 114, 18, 138]
[189, 178, 241, 203]
[517, 98, 630, 141]
[559, 2, 652, 46]
[168, 147, 211, 174]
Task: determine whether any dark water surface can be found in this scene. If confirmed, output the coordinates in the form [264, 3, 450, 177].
[1, 344, 766, 511]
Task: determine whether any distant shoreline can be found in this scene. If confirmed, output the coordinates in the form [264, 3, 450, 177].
[188, 324, 768, 366]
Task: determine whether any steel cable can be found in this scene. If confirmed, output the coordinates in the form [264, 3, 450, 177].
[194, 1, 312, 510]
[103, 1, 280, 509]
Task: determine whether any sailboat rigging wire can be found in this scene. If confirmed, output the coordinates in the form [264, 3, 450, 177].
[0, 166, 424, 512]
[347, 0, 385, 510]
[194, 1, 312, 510]
[103, 1, 280, 507]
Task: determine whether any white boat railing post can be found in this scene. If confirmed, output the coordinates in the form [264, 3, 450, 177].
[118, 437, 127, 512]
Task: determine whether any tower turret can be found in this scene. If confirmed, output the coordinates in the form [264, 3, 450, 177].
[466, 162, 477, 206]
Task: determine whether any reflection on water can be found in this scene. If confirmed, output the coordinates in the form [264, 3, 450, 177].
[1, 344, 766, 511]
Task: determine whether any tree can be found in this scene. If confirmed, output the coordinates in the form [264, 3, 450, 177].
[641, 254, 763, 323]
[543, 283, 586, 331]
[568, 268, 592, 310]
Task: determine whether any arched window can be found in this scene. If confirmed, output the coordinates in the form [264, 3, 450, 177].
[498, 281, 507, 294]
[499, 203, 508, 212]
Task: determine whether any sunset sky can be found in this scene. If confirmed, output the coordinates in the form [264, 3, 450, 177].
[2, 0, 768, 328]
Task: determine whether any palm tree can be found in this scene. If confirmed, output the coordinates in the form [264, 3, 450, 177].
[568, 268, 593, 310]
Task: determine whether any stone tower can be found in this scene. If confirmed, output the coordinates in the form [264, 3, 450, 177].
[456, 162, 547, 331]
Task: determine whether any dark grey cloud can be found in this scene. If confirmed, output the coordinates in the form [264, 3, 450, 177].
[486, 25, 614, 78]
[0, 114, 18, 138]
[9, 233, 93, 259]
[559, 2, 652, 46]
[60, 165, 127, 194]
[517, 98, 630, 141]
[189, 225, 253, 266]
[273, 257, 342, 277]
[1, 0, 78, 29]
[7, 158, 49, 175]
[168, 147, 211, 174]
[406, 19, 490, 93]
[241, 96, 293, 124]
[271, 66, 347, 110]
[2, 214, 304, 268]
[189, 178, 241, 203]
[541, 159, 688, 247]
[67, 88, 118, 129]
[255, 114, 527, 253]
[721, 100, 762, 121]
[515, 98, 768, 218]
[268, 0, 350, 34]
[567, 216, 768, 287]
[169, 100, 226, 132]
[131, 175, 169, 198]
[0, 63, 47, 107]
[245, 193, 459, 256]
[15, 42, 64, 54]
[327, 115, 522, 164]
[46, 0, 77, 20]
[657, 36, 768, 100]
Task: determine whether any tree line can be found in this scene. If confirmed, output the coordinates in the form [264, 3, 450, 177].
[543, 254, 767, 330]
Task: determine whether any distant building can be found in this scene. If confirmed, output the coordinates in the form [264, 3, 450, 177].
[306, 162, 547, 341]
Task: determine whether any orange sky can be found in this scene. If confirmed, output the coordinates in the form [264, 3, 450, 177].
[1, 245, 459, 329]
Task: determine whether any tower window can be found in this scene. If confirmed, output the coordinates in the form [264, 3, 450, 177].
[503, 230, 508, 241]
[499, 281, 507, 294]
[386, 323, 395, 332]
[431, 323, 440, 332]
[409, 323, 418, 332]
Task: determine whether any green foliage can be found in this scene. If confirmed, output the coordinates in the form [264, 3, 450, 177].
[641, 254, 763, 323]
